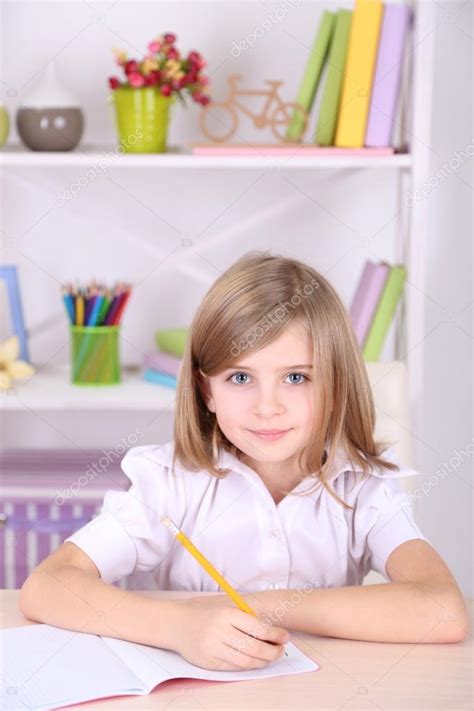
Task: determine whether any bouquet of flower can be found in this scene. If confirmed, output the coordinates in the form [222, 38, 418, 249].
[108, 33, 210, 106]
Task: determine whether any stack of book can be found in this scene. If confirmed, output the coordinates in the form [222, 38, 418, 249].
[286, 0, 412, 148]
[350, 260, 407, 361]
[143, 328, 187, 388]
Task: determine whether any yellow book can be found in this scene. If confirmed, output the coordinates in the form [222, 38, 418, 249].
[335, 0, 384, 148]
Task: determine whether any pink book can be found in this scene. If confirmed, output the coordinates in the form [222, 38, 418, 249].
[365, 4, 412, 147]
[191, 144, 395, 157]
[143, 349, 182, 377]
[349, 261, 390, 345]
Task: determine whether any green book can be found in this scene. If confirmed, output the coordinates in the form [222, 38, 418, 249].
[286, 10, 336, 142]
[363, 265, 407, 362]
[155, 328, 188, 357]
[315, 9, 352, 146]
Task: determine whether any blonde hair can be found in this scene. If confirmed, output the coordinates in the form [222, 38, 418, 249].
[173, 250, 399, 510]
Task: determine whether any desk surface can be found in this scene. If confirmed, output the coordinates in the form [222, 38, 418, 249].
[2, 590, 472, 710]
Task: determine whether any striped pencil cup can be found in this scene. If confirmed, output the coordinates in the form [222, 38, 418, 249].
[70, 326, 121, 386]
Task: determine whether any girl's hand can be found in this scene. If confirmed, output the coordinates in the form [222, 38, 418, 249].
[171, 595, 290, 671]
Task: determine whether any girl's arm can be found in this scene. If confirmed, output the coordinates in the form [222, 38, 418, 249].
[245, 540, 469, 644]
[19, 542, 290, 671]
[19, 542, 181, 650]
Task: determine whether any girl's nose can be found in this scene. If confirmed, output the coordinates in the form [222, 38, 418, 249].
[253, 388, 285, 417]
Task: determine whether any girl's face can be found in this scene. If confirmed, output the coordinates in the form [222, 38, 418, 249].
[201, 322, 322, 475]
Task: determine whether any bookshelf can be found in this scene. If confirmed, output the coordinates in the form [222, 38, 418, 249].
[0, 144, 411, 169]
[0, 0, 436, 454]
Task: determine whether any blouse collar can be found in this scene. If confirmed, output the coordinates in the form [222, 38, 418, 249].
[216, 442, 420, 481]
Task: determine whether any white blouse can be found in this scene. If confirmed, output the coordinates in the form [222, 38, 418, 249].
[65, 440, 431, 592]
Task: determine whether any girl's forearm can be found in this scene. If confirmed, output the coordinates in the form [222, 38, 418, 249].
[247, 582, 469, 644]
[19, 565, 180, 650]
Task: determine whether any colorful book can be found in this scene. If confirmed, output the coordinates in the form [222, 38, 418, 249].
[0, 265, 29, 362]
[143, 349, 182, 377]
[363, 264, 407, 361]
[143, 368, 177, 389]
[315, 9, 353, 146]
[365, 4, 412, 147]
[285, 10, 336, 142]
[335, 0, 384, 148]
[155, 328, 188, 357]
[349, 260, 390, 345]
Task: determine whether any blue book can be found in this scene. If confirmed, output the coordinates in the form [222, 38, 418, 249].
[0, 265, 29, 362]
[143, 368, 177, 389]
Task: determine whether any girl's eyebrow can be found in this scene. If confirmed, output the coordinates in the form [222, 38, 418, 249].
[226, 364, 313, 372]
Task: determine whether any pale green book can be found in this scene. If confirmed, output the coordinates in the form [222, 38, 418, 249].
[363, 265, 407, 361]
[315, 9, 352, 146]
[155, 328, 188, 357]
[286, 10, 336, 142]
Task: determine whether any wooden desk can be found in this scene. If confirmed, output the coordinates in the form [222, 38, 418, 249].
[2, 590, 472, 709]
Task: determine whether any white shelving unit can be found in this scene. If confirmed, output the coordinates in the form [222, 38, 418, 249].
[1, 1, 436, 449]
[0, 144, 412, 169]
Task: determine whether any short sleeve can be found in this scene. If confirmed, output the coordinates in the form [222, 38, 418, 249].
[354, 472, 431, 581]
[64, 445, 186, 584]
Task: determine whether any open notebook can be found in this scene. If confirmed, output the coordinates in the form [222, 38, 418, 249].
[1, 623, 319, 710]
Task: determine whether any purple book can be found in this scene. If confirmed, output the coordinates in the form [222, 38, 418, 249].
[365, 4, 412, 147]
[143, 349, 182, 377]
[349, 261, 390, 346]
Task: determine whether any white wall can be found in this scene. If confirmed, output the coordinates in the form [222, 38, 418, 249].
[1, 1, 472, 594]
[416, 0, 473, 596]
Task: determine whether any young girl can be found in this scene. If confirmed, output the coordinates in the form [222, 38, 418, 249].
[20, 252, 468, 671]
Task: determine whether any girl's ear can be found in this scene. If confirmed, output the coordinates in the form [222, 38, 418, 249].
[197, 368, 216, 413]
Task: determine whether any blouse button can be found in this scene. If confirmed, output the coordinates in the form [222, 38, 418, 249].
[268, 582, 281, 589]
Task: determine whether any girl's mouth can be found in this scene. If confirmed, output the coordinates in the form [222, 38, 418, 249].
[248, 429, 291, 442]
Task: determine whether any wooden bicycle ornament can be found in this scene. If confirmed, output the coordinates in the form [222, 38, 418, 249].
[199, 74, 309, 143]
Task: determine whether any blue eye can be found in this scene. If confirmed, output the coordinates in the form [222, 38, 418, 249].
[287, 373, 307, 384]
[227, 372, 250, 385]
[226, 372, 309, 385]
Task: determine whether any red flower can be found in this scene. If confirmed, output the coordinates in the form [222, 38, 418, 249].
[124, 60, 140, 75]
[166, 47, 180, 60]
[129, 71, 145, 88]
[187, 51, 201, 64]
[148, 40, 161, 53]
[144, 74, 159, 86]
[188, 51, 206, 70]
[192, 91, 211, 106]
[110, 34, 210, 103]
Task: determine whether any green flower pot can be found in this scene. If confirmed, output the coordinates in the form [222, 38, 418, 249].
[111, 87, 175, 153]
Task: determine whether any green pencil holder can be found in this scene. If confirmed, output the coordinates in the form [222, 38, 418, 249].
[70, 326, 121, 386]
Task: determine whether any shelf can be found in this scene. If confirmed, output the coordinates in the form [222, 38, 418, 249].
[0, 144, 412, 169]
[0, 365, 177, 412]
[1, 360, 406, 413]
